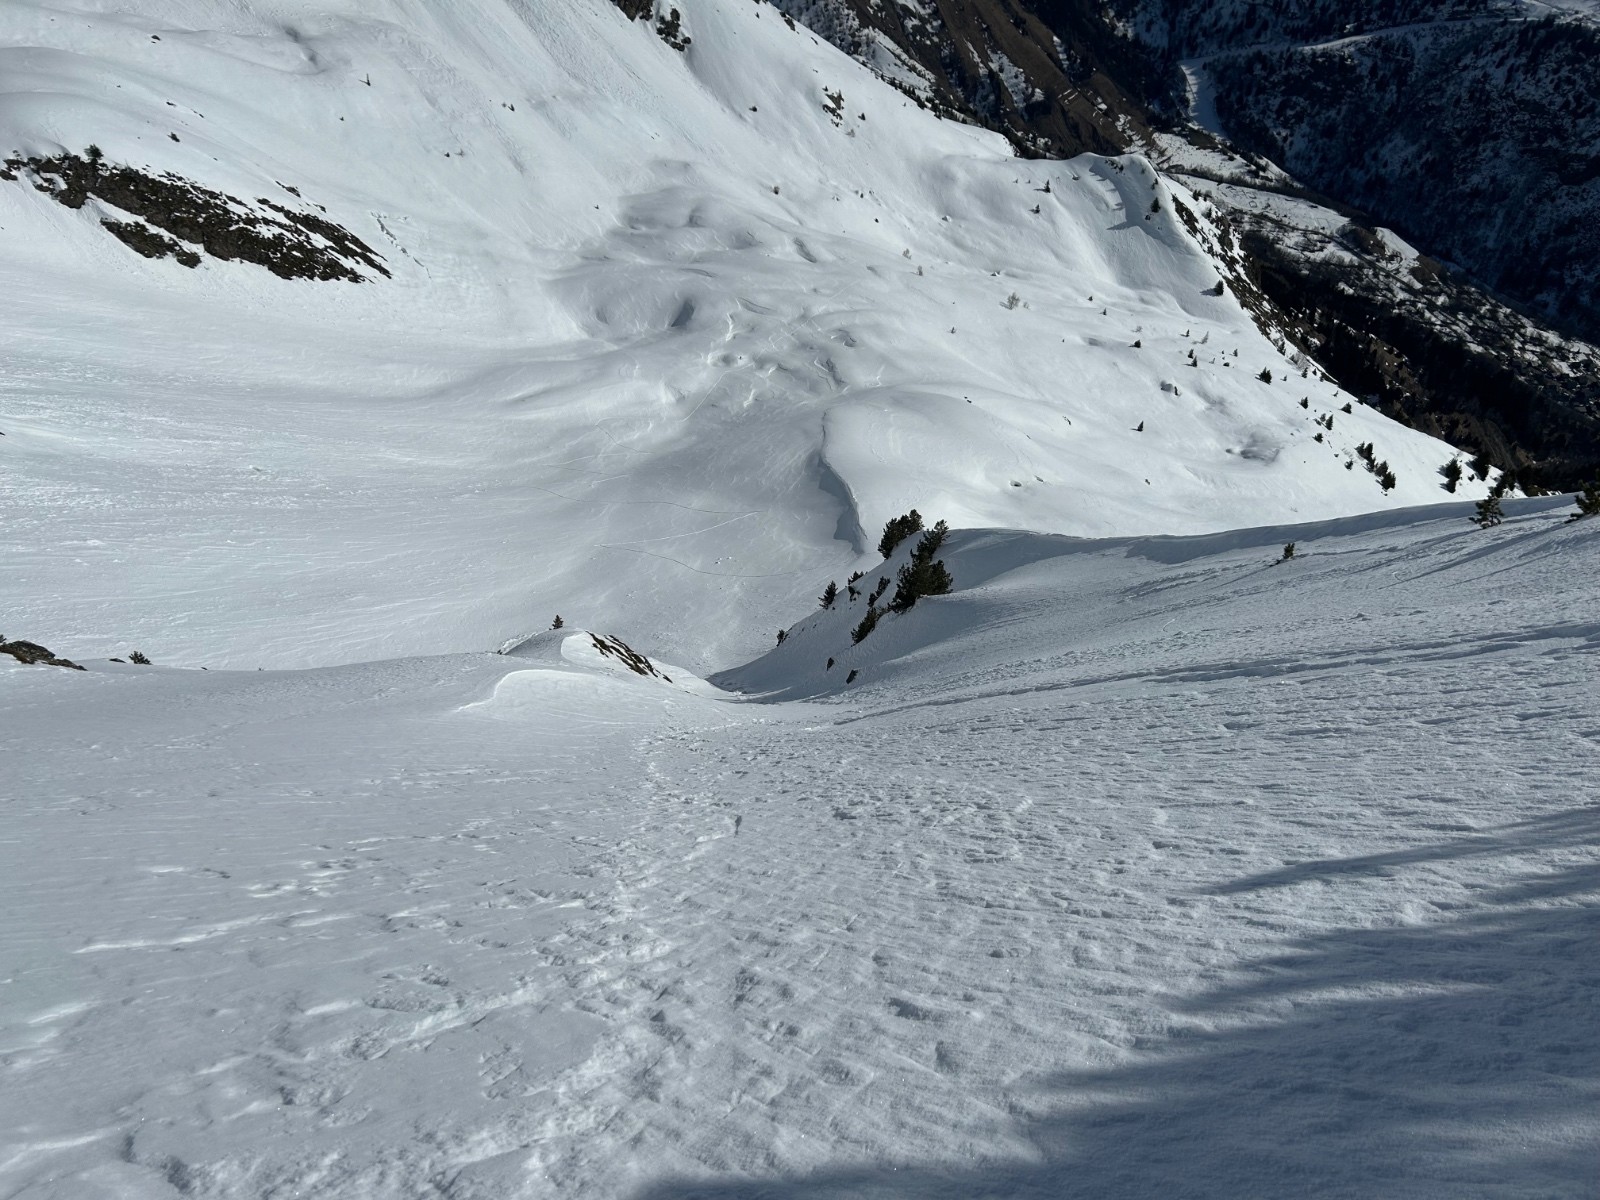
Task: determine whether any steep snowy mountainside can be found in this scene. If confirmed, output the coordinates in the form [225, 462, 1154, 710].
[0, 0, 1484, 672]
[1164, 179, 1600, 490]
[764, 0, 1600, 490]
[5, 497, 1594, 1198]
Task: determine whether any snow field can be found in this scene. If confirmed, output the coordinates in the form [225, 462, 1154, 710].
[2, 1, 1589, 1194]
[0, 0, 1490, 673]
[3, 499, 1595, 1197]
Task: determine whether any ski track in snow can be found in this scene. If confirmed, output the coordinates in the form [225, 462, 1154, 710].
[4, 503, 1596, 1198]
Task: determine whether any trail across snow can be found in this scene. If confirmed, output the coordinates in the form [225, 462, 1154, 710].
[4, 499, 1595, 1198]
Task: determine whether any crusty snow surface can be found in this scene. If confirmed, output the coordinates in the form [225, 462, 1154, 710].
[5, 500, 1597, 1198]
[2, 2, 1593, 1197]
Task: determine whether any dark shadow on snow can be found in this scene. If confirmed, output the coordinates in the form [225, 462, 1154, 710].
[634, 805, 1600, 1199]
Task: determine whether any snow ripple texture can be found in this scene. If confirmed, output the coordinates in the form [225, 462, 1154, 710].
[3, 501, 1595, 1198]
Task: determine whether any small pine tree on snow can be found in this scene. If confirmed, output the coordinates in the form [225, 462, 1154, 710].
[128, 650, 151, 665]
[1568, 479, 1600, 522]
[551, 614, 564, 630]
[819, 581, 839, 609]
[776, 629, 786, 645]
[851, 604, 881, 644]
[1280, 542, 1296, 562]
[1441, 459, 1464, 493]
[1258, 368, 1273, 384]
[868, 575, 890, 605]
[1472, 493, 1503, 528]
[1470, 451, 1491, 480]
[877, 510, 923, 559]
[887, 521, 952, 613]
[1378, 465, 1397, 494]
[1341, 402, 1353, 414]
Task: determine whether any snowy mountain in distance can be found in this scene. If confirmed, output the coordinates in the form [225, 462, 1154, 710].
[0, 0, 1490, 672]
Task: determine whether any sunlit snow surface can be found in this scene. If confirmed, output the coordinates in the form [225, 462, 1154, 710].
[4, 500, 1596, 1198]
[2, 2, 1592, 1196]
[0, 0, 1494, 672]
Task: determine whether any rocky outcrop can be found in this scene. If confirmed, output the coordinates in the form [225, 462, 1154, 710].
[0, 639, 85, 670]
[3, 148, 389, 282]
[768, 0, 1163, 157]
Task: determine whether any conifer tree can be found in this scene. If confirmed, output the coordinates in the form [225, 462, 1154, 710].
[1472, 476, 1510, 528]
[819, 581, 839, 609]
[888, 521, 953, 612]
[877, 510, 923, 559]
[1568, 479, 1600, 522]
[851, 604, 881, 644]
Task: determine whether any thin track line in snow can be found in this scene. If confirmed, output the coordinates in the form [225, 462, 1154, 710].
[598, 544, 810, 579]
[520, 478, 760, 517]
[594, 511, 761, 547]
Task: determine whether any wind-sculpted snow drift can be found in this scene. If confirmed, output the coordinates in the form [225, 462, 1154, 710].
[0, 0, 1490, 672]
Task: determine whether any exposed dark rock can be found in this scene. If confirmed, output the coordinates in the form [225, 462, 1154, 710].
[655, 7, 691, 51]
[1210, 196, 1600, 490]
[769, 0, 1162, 157]
[3, 149, 389, 282]
[101, 218, 201, 268]
[589, 633, 669, 680]
[0, 639, 85, 670]
[610, 0, 691, 51]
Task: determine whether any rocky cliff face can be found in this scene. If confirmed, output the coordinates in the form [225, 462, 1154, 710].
[1203, 12, 1600, 346]
[1112, 0, 1508, 59]
[768, 0, 1163, 156]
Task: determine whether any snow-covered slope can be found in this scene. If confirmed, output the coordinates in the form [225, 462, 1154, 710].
[0, 0, 1489, 672]
[8, 9, 1586, 1192]
[4, 497, 1595, 1198]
